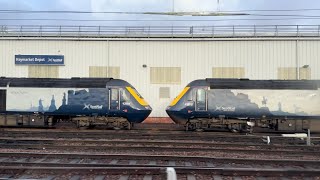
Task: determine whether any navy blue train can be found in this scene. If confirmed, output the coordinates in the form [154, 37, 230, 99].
[0, 77, 152, 129]
[167, 79, 320, 132]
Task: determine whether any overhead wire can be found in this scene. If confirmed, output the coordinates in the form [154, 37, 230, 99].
[0, 8, 320, 14]
[1, 17, 320, 22]
[1, 9, 320, 23]
[0, 9, 320, 19]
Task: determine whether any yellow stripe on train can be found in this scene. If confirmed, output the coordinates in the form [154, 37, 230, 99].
[126, 87, 149, 106]
[170, 87, 190, 106]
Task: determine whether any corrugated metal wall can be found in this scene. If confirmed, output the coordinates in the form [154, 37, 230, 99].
[0, 39, 319, 117]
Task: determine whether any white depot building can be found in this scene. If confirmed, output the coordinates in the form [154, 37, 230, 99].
[0, 25, 319, 119]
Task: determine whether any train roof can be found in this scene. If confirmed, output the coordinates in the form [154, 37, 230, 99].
[187, 78, 320, 90]
[0, 77, 132, 88]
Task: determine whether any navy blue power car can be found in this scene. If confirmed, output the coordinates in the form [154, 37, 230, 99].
[167, 78, 320, 132]
[0, 77, 152, 129]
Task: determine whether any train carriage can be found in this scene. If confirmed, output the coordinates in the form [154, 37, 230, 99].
[166, 78, 320, 132]
[0, 77, 152, 129]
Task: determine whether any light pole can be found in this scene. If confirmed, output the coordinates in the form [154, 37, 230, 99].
[172, 0, 175, 12]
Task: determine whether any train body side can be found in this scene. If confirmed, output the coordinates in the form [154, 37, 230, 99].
[0, 78, 151, 127]
[167, 79, 320, 131]
[5, 87, 150, 123]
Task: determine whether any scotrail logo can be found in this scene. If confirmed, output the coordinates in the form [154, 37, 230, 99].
[215, 106, 236, 112]
[83, 104, 103, 110]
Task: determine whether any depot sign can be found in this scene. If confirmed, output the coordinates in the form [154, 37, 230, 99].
[15, 55, 64, 65]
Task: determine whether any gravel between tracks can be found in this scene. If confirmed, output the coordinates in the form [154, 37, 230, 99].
[0, 148, 318, 160]
[1, 129, 320, 179]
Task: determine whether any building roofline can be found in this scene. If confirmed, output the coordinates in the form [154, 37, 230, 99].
[1, 36, 320, 41]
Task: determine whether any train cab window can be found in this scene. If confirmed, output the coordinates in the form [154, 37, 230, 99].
[186, 89, 193, 101]
[196, 88, 207, 111]
[132, 88, 144, 99]
[121, 89, 130, 102]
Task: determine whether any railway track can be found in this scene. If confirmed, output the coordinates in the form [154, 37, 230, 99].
[0, 137, 316, 149]
[1, 138, 320, 158]
[1, 128, 318, 145]
[0, 152, 319, 179]
[1, 166, 319, 179]
[1, 129, 319, 179]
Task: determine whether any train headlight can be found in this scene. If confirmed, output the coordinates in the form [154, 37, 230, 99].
[184, 101, 194, 107]
[145, 106, 152, 110]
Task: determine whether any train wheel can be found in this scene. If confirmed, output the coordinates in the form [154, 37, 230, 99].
[195, 128, 204, 132]
[185, 122, 196, 131]
[230, 128, 239, 133]
[229, 123, 240, 133]
[240, 124, 253, 133]
[185, 123, 189, 131]
[88, 124, 96, 129]
[76, 120, 80, 128]
[125, 122, 131, 130]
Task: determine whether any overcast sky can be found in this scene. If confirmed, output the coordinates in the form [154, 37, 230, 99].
[0, 0, 320, 26]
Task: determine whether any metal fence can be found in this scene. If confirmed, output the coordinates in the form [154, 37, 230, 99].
[1, 25, 320, 38]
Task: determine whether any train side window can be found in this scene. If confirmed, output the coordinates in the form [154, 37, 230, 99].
[111, 89, 119, 101]
[196, 88, 207, 111]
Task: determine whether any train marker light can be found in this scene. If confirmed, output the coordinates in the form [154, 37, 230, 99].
[166, 167, 177, 180]
[247, 121, 255, 127]
[262, 136, 271, 145]
[184, 101, 194, 106]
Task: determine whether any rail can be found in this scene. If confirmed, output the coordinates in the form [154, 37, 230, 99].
[1, 25, 320, 38]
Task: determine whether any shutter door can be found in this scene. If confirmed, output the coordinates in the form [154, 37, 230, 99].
[0, 90, 6, 112]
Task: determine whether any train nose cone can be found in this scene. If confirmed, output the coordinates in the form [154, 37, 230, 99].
[142, 108, 152, 120]
[166, 106, 174, 119]
[145, 105, 152, 111]
[166, 108, 187, 125]
[130, 109, 152, 123]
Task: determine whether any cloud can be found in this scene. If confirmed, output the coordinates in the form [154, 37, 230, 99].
[57, 0, 91, 10]
[1, 0, 320, 26]
[0, 0, 34, 25]
[90, 0, 240, 12]
[91, 0, 166, 12]
[173, 0, 219, 11]
[88, 0, 243, 26]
